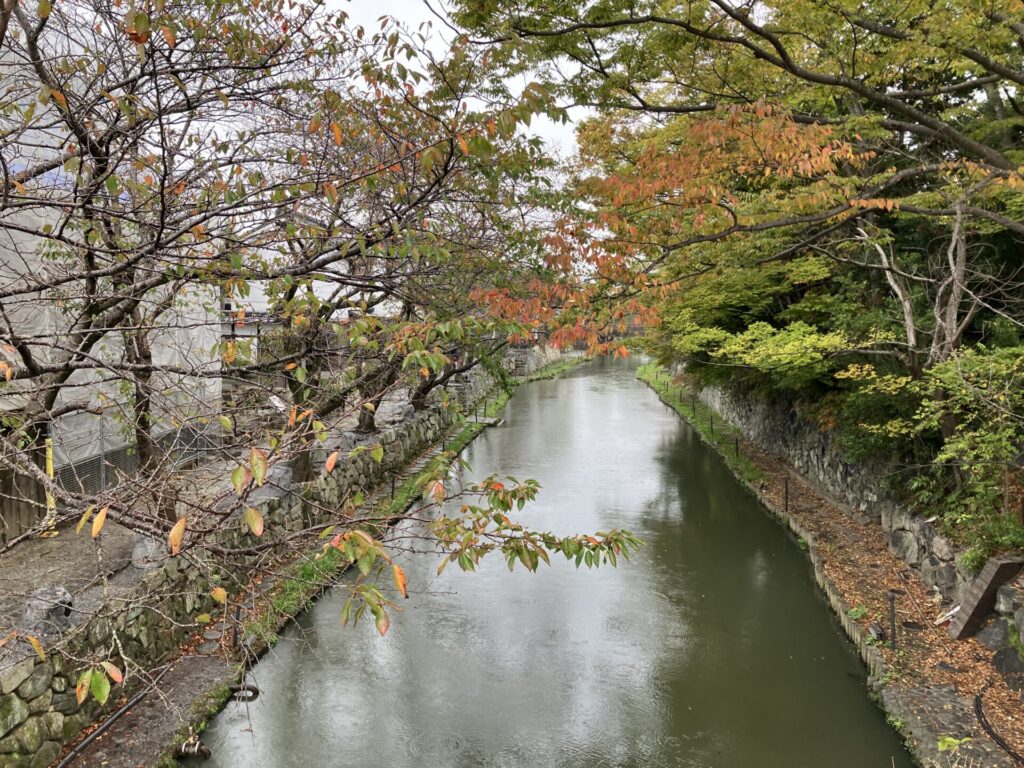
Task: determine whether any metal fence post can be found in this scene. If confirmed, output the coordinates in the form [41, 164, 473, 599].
[888, 591, 897, 650]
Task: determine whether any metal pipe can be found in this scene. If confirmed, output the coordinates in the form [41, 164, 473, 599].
[229, 682, 260, 701]
[231, 602, 241, 650]
[176, 739, 213, 760]
[55, 664, 172, 768]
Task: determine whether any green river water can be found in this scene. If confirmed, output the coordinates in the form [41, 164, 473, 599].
[190, 358, 912, 767]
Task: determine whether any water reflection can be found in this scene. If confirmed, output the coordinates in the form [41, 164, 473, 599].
[191, 358, 911, 768]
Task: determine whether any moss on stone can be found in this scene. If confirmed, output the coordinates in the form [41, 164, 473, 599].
[637, 364, 764, 484]
[1006, 618, 1024, 661]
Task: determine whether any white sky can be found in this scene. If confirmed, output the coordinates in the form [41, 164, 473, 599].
[236, 0, 581, 313]
[336, 0, 582, 157]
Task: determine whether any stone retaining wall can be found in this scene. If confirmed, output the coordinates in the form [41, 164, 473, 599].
[0, 408, 459, 768]
[507, 345, 561, 377]
[646, 372, 1018, 767]
[696, 383, 970, 603]
[0, 346, 565, 768]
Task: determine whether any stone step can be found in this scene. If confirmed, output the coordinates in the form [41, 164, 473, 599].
[949, 557, 1024, 640]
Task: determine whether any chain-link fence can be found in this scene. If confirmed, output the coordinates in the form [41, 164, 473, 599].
[55, 425, 222, 494]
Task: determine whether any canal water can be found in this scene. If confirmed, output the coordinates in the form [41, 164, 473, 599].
[191, 358, 912, 767]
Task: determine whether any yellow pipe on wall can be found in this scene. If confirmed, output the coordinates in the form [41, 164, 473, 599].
[45, 436, 54, 514]
[40, 432, 59, 537]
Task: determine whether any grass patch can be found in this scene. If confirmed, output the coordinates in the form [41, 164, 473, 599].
[154, 681, 238, 768]
[239, 381, 524, 635]
[242, 546, 348, 649]
[240, 385, 520, 645]
[637, 363, 763, 485]
[517, 355, 588, 383]
[1007, 618, 1024, 661]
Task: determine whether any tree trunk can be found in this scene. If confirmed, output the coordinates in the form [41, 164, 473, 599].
[290, 433, 313, 484]
[125, 309, 177, 523]
[932, 387, 964, 489]
[411, 380, 433, 411]
[356, 402, 379, 433]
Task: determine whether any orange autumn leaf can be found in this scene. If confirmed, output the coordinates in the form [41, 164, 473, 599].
[325, 450, 340, 474]
[244, 507, 264, 537]
[392, 564, 408, 598]
[168, 517, 187, 556]
[91, 506, 109, 539]
[25, 634, 45, 662]
[75, 670, 92, 705]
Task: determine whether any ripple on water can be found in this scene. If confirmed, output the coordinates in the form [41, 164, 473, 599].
[188, 360, 914, 768]
[404, 729, 468, 761]
[420, 608, 484, 649]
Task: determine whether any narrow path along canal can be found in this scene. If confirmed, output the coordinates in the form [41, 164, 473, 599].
[191, 358, 913, 767]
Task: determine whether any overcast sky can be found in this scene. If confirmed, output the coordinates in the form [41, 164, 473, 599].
[236, 0, 580, 312]
[337, 0, 581, 157]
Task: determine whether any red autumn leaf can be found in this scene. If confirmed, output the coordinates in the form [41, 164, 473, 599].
[430, 480, 446, 502]
[100, 661, 124, 684]
[375, 609, 389, 636]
